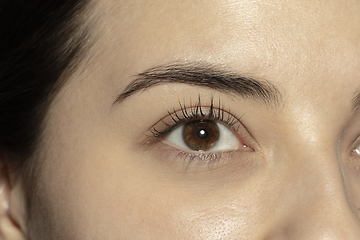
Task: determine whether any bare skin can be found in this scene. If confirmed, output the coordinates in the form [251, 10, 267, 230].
[2, 0, 360, 239]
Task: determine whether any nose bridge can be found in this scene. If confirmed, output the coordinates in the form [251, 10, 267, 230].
[266, 138, 360, 239]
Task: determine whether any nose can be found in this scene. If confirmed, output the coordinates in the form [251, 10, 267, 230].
[263, 146, 360, 240]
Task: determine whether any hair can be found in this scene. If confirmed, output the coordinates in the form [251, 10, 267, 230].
[0, 0, 96, 166]
[0, 1, 98, 234]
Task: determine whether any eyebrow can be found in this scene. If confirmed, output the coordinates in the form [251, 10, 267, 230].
[114, 62, 282, 107]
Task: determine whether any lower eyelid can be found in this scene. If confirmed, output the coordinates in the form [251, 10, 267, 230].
[149, 142, 256, 171]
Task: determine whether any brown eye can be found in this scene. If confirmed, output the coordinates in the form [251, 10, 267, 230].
[166, 119, 240, 152]
[183, 120, 219, 151]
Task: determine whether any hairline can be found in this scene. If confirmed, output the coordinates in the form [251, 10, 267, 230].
[19, 0, 101, 234]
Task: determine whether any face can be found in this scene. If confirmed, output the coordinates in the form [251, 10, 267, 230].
[26, 0, 360, 239]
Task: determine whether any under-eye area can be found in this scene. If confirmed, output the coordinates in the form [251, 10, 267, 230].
[142, 96, 254, 167]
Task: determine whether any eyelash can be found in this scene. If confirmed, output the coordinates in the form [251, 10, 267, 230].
[147, 96, 247, 165]
[151, 96, 241, 137]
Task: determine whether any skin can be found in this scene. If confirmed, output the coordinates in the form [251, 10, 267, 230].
[3, 0, 360, 239]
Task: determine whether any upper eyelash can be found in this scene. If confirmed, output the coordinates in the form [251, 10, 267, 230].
[150, 96, 241, 139]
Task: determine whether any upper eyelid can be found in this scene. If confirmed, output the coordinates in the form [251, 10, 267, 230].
[149, 105, 243, 139]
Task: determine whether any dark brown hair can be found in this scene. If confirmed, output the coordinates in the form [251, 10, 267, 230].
[0, 0, 96, 166]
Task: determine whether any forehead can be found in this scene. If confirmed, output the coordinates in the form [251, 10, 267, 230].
[87, 0, 360, 116]
[97, 0, 360, 78]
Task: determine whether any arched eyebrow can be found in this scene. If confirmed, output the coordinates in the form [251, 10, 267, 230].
[114, 62, 282, 107]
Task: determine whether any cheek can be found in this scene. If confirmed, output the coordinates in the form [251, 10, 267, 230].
[30, 131, 265, 239]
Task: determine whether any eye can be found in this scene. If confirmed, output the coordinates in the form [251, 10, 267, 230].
[351, 141, 360, 156]
[354, 145, 360, 155]
[350, 135, 360, 156]
[166, 119, 240, 152]
[146, 97, 255, 164]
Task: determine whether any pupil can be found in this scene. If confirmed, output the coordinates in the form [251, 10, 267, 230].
[197, 129, 208, 139]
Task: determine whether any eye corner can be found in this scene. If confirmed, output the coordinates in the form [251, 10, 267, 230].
[351, 148, 360, 157]
[239, 143, 255, 153]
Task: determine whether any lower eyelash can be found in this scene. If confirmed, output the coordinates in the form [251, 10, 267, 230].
[175, 149, 223, 164]
[160, 144, 235, 169]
